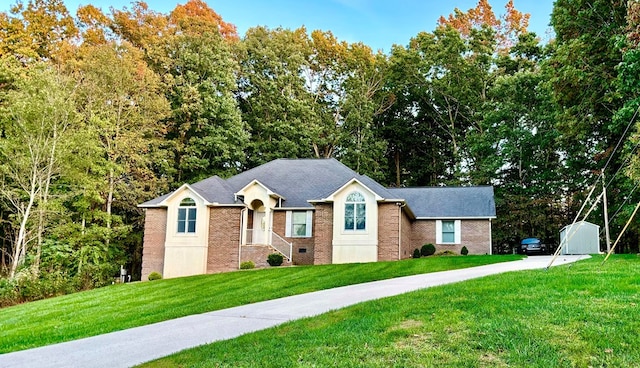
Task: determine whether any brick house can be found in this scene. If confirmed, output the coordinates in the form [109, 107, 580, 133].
[139, 158, 496, 280]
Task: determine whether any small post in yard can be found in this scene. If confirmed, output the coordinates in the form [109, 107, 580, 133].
[602, 173, 612, 253]
[120, 265, 127, 283]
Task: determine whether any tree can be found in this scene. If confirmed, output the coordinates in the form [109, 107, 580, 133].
[0, 0, 78, 62]
[0, 61, 77, 278]
[438, 0, 530, 52]
[307, 31, 390, 179]
[169, 0, 238, 40]
[610, 0, 640, 253]
[549, 0, 627, 185]
[71, 42, 170, 278]
[237, 26, 316, 168]
[162, 31, 248, 182]
[548, 0, 631, 252]
[379, 25, 497, 186]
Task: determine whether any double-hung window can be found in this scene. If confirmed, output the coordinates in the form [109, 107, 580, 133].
[344, 192, 366, 231]
[436, 220, 461, 244]
[285, 211, 313, 237]
[177, 198, 197, 233]
[441, 220, 455, 243]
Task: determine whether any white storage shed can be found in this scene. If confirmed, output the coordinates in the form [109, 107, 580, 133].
[559, 221, 600, 255]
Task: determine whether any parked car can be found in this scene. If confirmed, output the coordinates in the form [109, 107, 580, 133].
[520, 237, 547, 255]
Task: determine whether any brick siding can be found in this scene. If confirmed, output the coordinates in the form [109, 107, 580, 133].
[313, 203, 333, 265]
[207, 207, 243, 273]
[411, 219, 491, 255]
[459, 220, 491, 254]
[411, 220, 436, 251]
[141, 208, 167, 281]
[240, 245, 292, 268]
[272, 211, 314, 265]
[400, 209, 413, 259]
[378, 203, 400, 261]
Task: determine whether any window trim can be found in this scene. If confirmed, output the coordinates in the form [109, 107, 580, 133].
[177, 197, 197, 234]
[436, 220, 461, 244]
[344, 191, 366, 231]
[285, 210, 313, 238]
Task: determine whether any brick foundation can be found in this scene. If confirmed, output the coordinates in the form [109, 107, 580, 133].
[240, 245, 293, 268]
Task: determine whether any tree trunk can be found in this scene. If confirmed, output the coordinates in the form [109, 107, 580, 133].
[9, 168, 39, 279]
[395, 150, 401, 187]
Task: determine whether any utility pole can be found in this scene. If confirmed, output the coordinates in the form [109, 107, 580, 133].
[602, 173, 612, 253]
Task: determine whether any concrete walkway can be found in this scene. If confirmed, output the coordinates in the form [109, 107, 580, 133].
[0, 255, 589, 368]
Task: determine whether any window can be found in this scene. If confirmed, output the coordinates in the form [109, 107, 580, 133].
[177, 198, 197, 233]
[285, 211, 312, 237]
[344, 191, 366, 231]
[441, 220, 455, 243]
[436, 220, 461, 244]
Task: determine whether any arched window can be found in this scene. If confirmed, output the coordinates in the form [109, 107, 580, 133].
[344, 191, 366, 231]
[177, 197, 197, 233]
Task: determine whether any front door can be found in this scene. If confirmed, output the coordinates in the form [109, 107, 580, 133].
[253, 211, 266, 244]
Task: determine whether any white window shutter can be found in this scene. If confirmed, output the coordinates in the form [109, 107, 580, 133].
[435, 220, 442, 244]
[455, 220, 462, 244]
[285, 211, 292, 237]
[306, 211, 313, 237]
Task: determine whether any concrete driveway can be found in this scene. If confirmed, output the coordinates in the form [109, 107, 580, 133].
[0, 255, 588, 368]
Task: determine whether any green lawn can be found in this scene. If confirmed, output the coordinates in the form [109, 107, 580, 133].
[140, 255, 640, 368]
[0, 255, 520, 353]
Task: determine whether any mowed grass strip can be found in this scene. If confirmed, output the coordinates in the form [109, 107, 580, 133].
[140, 255, 640, 368]
[0, 255, 520, 353]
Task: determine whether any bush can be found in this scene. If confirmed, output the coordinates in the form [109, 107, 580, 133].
[421, 243, 436, 257]
[148, 272, 162, 281]
[240, 261, 255, 270]
[0, 268, 76, 307]
[76, 263, 119, 290]
[461, 246, 469, 255]
[412, 249, 421, 259]
[267, 253, 284, 266]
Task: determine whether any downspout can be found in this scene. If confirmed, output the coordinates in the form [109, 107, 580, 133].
[397, 202, 406, 260]
[489, 218, 493, 255]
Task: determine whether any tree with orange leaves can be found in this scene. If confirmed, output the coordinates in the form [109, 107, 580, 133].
[438, 0, 530, 52]
[109, 0, 237, 52]
[170, 0, 237, 39]
[0, 0, 77, 62]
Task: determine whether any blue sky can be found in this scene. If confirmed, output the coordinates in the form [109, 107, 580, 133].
[3, 0, 555, 53]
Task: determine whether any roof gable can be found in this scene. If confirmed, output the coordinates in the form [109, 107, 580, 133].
[320, 178, 384, 202]
[139, 183, 209, 208]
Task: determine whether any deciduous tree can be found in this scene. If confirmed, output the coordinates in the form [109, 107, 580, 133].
[0, 61, 77, 277]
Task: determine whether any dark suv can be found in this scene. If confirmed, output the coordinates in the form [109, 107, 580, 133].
[520, 238, 547, 255]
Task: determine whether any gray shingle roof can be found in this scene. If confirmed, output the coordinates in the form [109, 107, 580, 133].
[140, 159, 496, 219]
[387, 186, 496, 218]
[224, 158, 395, 207]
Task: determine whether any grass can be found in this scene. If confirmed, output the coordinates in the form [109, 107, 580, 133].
[0, 254, 520, 353]
[140, 255, 640, 368]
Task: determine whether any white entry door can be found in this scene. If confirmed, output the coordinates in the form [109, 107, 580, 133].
[253, 211, 266, 244]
